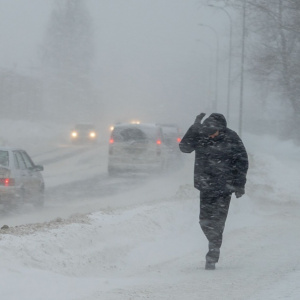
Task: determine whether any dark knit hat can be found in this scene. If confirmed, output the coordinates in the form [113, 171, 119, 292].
[202, 119, 219, 135]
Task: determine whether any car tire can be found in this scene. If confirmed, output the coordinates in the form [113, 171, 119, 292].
[159, 159, 167, 173]
[18, 188, 25, 207]
[3, 189, 24, 212]
[108, 165, 117, 176]
[33, 190, 44, 208]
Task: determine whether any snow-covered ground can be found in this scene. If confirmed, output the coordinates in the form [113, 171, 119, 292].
[0, 120, 299, 300]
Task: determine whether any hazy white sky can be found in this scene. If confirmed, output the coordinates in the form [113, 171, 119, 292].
[0, 0, 238, 128]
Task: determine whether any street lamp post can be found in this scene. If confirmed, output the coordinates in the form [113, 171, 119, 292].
[208, 5, 233, 123]
[239, 0, 246, 137]
[199, 23, 219, 112]
[197, 40, 214, 107]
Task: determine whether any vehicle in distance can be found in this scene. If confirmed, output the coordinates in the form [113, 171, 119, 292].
[0, 147, 45, 208]
[70, 123, 97, 144]
[108, 123, 168, 175]
[159, 123, 182, 153]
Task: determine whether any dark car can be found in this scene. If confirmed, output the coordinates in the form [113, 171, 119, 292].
[0, 147, 44, 208]
[108, 123, 169, 175]
[70, 123, 97, 144]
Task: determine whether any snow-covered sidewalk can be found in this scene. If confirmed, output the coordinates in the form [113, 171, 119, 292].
[0, 133, 299, 300]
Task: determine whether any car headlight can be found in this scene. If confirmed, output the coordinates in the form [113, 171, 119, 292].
[71, 131, 78, 138]
[89, 132, 96, 138]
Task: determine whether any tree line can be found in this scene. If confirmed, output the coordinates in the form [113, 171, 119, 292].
[223, 0, 300, 139]
[0, 0, 96, 123]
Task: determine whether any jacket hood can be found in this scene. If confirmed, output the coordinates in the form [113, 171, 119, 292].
[201, 113, 227, 134]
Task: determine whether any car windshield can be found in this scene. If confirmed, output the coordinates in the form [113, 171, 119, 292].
[162, 127, 178, 137]
[0, 150, 9, 167]
[75, 124, 94, 131]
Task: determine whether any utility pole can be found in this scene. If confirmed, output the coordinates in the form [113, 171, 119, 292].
[239, 0, 246, 137]
[199, 24, 220, 112]
[197, 40, 214, 107]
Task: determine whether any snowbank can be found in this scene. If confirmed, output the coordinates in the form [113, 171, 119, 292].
[0, 127, 299, 300]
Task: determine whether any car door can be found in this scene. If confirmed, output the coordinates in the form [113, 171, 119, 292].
[13, 150, 31, 198]
[20, 151, 43, 197]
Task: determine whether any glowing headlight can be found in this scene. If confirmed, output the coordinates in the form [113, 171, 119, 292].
[130, 120, 140, 124]
[71, 131, 78, 138]
[89, 132, 96, 138]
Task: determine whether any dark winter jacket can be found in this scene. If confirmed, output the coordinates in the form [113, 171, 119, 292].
[179, 113, 248, 194]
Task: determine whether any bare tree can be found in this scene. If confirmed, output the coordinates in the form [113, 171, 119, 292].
[0, 69, 42, 120]
[223, 0, 300, 138]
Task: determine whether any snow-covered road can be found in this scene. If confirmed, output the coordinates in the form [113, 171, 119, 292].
[0, 121, 299, 299]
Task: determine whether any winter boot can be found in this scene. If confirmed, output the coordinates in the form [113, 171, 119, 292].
[205, 261, 216, 270]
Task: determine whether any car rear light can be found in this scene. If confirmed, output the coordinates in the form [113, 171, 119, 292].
[156, 140, 162, 155]
[0, 178, 15, 186]
[109, 139, 114, 154]
[177, 137, 181, 143]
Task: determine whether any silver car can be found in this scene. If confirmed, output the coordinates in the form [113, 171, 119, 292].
[0, 147, 45, 208]
[159, 123, 182, 153]
[108, 123, 169, 175]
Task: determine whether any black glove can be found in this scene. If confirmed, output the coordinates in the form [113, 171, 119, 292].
[235, 187, 245, 198]
[194, 113, 206, 125]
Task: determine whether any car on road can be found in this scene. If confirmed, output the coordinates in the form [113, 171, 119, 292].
[0, 147, 45, 208]
[108, 123, 169, 175]
[159, 123, 182, 153]
[70, 123, 97, 144]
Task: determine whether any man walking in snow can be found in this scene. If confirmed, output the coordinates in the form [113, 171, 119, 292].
[179, 113, 248, 270]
